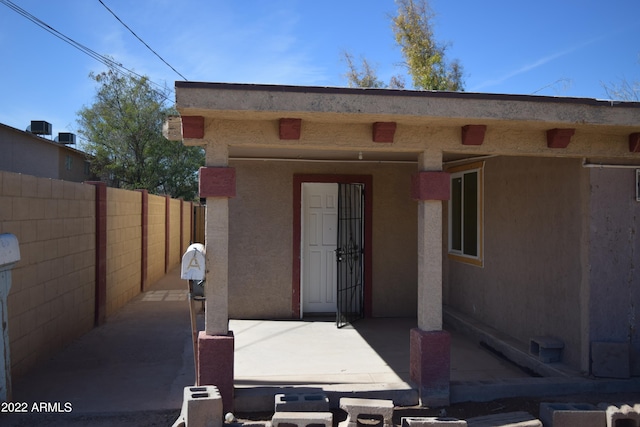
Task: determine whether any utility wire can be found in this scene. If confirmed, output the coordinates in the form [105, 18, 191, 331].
[98, 0, 188, 81]
[0, 0, 173, 104]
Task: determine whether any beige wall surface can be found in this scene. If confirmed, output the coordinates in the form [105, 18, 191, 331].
[0, 170, 193, 380]
[1, 172, 95, 378]
[168, 198, 182, 269]
[588, 168, 640, 375]
[0, 126, 59, 180]
[0, 124, 91, 183]
[106, 187, 142, 316]
[147, 194, 166, 284]
[444, 156, 588, 369]
[227, 160, 418, 319]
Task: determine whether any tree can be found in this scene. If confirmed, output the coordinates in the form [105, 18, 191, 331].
[392, 0, 463, 91]
[603, 77, 639, 102]
[343, 0, 463, 91]
[77, 68, 204, 200]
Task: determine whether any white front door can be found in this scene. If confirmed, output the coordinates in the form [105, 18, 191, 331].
[302, 183, 338, 314]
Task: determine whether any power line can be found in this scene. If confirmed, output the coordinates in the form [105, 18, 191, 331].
[0, 0, 174, 104]
[98, 0, 188, 81]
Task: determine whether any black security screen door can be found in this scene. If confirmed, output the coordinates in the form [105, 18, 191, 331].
[336, 183, 365, 328]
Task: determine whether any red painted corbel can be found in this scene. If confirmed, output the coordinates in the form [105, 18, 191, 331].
[629, 133, 640, 152]
[372, 122, 397, 143]
[279, 118, 302, 140]
[182, 116, 205, 139]
[461, 125, 486, 145]
[546, 128, 575, 148]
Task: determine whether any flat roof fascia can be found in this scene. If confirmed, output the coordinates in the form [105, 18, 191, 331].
[175, 82, 640, 128]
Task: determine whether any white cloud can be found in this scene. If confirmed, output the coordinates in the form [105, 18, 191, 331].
[473, 36, 603, 92]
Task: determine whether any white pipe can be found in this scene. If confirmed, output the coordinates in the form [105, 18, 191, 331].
[229, 157, 417, 164]
[443, 155, 499, 167]
[581, 158, 640, 169]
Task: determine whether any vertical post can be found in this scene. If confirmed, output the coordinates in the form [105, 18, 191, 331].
[165, 195, 171, 274]
[139, 190, 149, 292]
[409, 150, 451, 406]
[197, 141, 236, 413]
[87, 181, 107, 326]
[0, 233, 20, 401]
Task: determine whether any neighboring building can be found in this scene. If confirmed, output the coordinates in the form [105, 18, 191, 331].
[171, 82, 640, 405]
[0, 121, 94, 182]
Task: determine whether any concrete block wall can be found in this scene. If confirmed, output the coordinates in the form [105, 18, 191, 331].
[168, 198, 182, 271]
[0, 170, 194, 380]
[0, 171, 95, 378]
[181, 200, 192, 249]
[105, 187, 142, 316]
[147, 194, 167, 285]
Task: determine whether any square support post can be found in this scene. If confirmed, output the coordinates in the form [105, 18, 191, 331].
[411, 150, 451, 406]
[197, 141, 235, 412]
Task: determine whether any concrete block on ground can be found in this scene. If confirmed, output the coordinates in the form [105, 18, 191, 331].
[274, 392, 330, 413]
[529, 336, 564, 363]
[401, 416, 467, 426]
[271, 411, 332, 427]
[182, 385, 223, 427]
[591, 342, 631, 378]
[339, 397, 394, 427]
[599, 403, 640, 427]
[466, 411, 541, 427]
[539, 402, 604, 427]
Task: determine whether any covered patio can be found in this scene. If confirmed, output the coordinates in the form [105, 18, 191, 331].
[230, 317, 534, 410]
[170, 82, 640, 410]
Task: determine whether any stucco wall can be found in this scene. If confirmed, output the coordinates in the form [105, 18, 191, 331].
[0, 126, 59, 180]
[445, 156, 588, 369]
[0, 124, 91, 183]
[588, 168, 640, 375]
[106, 187, 142, 316]
[227, 160, 418, 319]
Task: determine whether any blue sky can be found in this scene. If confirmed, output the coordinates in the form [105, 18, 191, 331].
[0, 0, 638, 139]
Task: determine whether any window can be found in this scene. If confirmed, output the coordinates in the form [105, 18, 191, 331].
[65, 155, 73, 171]
[447, 162, 483, 266]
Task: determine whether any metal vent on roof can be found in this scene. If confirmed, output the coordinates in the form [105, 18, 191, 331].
[28, 120, 52, 136]
[56, 132, 76, 144]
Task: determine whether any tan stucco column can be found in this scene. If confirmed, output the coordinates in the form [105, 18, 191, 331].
[416, 150, 444, 331]
[410, 149, 451, 407]
[197, 140, 235, 412]
[204, 142, 230, 335]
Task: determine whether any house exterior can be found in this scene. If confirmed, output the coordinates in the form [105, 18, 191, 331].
[171, 82, 640, 408]
[0, 122, 93, 183]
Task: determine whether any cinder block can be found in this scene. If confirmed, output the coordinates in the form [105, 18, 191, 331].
[274, 393, 330, 413]
[539, 402, 604, 427]
[600, 403, 640, 427]
[271, 411, 332, 427]
[401, 416, 467, 426]
[339, 397, 394, 427]
[529, 336, 564, 363]
[182, 385, 222, 427]
[591, 342, 631, 378]
[466, 411, 541, 427]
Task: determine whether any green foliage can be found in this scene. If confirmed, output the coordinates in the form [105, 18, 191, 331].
[343, 52, 388, 89]
[343, 0, 463, 91]
[392, 0, 463, 91]
[77, 68, 204, 200]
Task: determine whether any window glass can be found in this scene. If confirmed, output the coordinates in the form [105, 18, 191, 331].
[447, 162, 483, 266]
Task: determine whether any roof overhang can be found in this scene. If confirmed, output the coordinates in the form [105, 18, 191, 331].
[170, 82, 640, 163]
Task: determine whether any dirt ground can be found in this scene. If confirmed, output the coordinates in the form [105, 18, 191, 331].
[1, 392, 639, 426]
